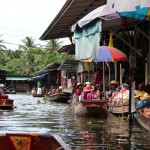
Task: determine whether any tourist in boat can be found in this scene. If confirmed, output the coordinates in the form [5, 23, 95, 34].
[108, 80, 119, 98]
[83, 81, 94, 100]
[31, 87, 36, 95]
[71, 83, 83, 103]
[0, 84, 5, 95]
[93, 89, 102, 100]
[37, 85, 43, 96]
[75, 83, 83, 97]
[55, 88, 60, 94]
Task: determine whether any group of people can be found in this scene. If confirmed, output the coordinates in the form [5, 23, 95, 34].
[72, 81, 102, 103]
[31, 85, 63, 96]
[31, 85, 46, 96]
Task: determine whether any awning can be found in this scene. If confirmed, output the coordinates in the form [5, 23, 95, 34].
[40, 0, 107, 40]
[33, 72, 49, 79]
[57, 59, 80, 71]
[6, 77, 30, 81]
[57, 44, 75, 54]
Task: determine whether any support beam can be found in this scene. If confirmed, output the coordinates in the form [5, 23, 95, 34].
[114, 32, 142, 57]
[134, 25, 150, 40]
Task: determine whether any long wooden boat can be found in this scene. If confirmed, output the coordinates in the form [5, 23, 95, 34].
[65, 100, 108, 118]
[136, 109, 150, 131]
[0, 99, 14, 110]
[46, 93, 71, 103]
[0, 133, 72, 150]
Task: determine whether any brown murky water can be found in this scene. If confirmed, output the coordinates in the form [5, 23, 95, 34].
[0, 93, 150, 149]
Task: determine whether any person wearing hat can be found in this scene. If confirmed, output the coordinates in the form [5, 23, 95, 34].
[83, 81, 94, 100]
[108, 80, 119, 98]
[75, 83, 83, 97]
[140, 93, 150, 100]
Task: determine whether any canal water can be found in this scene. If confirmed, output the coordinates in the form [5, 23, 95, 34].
[0, 93, 150, 150]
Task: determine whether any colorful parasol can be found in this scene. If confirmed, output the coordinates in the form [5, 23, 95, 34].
[93, 45, 127, 97]
[94, 46, 127, 62]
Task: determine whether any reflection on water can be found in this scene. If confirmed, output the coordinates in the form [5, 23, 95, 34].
[0, 93, 150, 149]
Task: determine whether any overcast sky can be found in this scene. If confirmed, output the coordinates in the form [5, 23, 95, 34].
[0, 0, 70, 49]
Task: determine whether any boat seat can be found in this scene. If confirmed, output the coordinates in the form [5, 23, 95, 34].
[0, 95, 8, 99]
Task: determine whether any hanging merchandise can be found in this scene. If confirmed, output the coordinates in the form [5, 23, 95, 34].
[74, 19, 102, 60]
[71, 75, 76, 87]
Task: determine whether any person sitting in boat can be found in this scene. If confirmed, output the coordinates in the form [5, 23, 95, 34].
[83, 81, 94, 100]
[59, 86, 63, 94]
[108, 80, 119, 98]
[55, 88, 60, 94]
[75, 83, 83, 97]
[37, 85, 43, 96]
[93, 89, 102, 100]
[31, 87, 36, 95]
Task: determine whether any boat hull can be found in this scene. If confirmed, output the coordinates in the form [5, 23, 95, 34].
[109, 104, 129, 115]
[47, 93, 71, 103]
[0, 133, 72, 150]
[66, 100, 108, 118]
[0, 99, 14, 110]
[136, 110, 150, 131]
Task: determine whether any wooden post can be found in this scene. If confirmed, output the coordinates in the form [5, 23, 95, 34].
[120, 63, 124, 117]
[115, 62, 117, 81]
[103, 62, 105, 97]
[109, 67, 111, 90]
[145, 63, 148, 85]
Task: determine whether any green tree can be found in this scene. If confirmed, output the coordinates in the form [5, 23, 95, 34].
[45, 39, 63, 54]
[0, 35, 7, 57]
[19, 36, 37, 51]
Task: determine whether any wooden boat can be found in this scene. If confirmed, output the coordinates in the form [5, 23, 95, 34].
[109, 104, 129, 115]
[32, 94, 45, 97]
[46, 93, 71, 103]
[0, 94, 14, 110]
[65, 100, 108, 118]
[0, 99, 14, 110]
[136, 109, 150, 131]
[0, 133, 72, 150]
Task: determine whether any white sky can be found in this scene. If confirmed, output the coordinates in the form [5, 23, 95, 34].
[0, 0, 70, 50]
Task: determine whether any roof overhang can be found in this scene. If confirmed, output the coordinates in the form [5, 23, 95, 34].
[57, 59, 80, 71]
[57, 44, 75, 54]
[40, 0, 107, 40]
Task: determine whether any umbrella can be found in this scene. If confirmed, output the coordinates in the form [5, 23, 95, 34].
[71, 0, 150, 32]
[94, 46, 127, 62]
[93, 46, 127, 96]
[115, 0, 150, 20]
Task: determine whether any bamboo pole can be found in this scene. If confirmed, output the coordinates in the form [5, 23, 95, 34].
[109, 67, 111, 90]
[120, 63, 124, 117]
[115, 62, 117, 81]
[145, 63, 148, 85]
[103, 62, 105, 97]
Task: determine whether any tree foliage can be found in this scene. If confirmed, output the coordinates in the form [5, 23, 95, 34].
[0, 37, 73, 75]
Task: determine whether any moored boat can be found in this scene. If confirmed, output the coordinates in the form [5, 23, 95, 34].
[32, 94, 45, 97]
[65, 100, 108, 118]
[0, 95, 14, 110]
[136, 109, 150, 131]
[0, 133, 72, 150]
[0, 99, 14, 110]
[46, 93, 71, 103]
[109, 104, 129, 115]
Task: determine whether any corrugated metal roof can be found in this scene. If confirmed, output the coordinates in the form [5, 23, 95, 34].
[57, 59, 80, 71]
[57, 44, 75, 54]
[40, 0, 107, 40]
